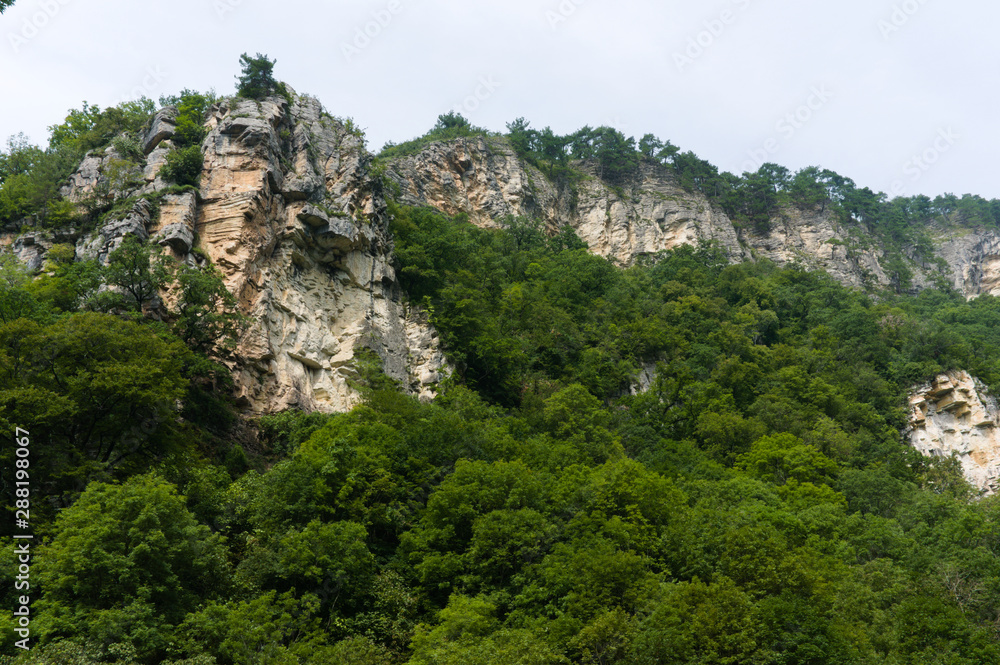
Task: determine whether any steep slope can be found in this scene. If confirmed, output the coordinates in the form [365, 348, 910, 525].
[385, 136, 1000, 298]
[55, 92, 449, 414]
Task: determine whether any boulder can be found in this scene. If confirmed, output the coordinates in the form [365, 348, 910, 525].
[157, 223, 194, 254]
[143, 106, 178, 155]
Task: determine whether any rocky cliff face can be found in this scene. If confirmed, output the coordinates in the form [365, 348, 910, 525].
[385, 137, 1000, 299]
[12, 105, 1000, 420]
[907, 371, 1000, 495]
[53, 91, 450, 414]
[929, 226, 1000, 298]
[387, 137, 746, 264]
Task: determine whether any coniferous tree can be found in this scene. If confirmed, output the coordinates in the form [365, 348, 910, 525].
[236, 52, 279, 100]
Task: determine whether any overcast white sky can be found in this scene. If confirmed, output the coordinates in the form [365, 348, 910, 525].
[1, 0, 997, 200]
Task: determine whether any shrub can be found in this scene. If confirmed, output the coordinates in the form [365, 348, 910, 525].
[159, 145, 203, 187]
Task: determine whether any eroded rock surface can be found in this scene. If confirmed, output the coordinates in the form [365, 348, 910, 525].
[55, 91, 450, 414]
[385, 137, 1000, 298]
[387, 137, 746, 264]
[908, 371, 1000, 495]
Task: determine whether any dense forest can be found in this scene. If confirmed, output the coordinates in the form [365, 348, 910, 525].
[4, 68, 1000, 663]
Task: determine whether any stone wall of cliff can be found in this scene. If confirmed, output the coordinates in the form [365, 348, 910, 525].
[20, 91, 450, 414]
[907, 371, 1000, 496]
[385, 136, 1000, 299]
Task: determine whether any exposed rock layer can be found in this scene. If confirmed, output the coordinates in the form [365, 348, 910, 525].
[907, 371, 1000, 495]
[386, 137, 1000, 298]
[55, 92, 450, 414]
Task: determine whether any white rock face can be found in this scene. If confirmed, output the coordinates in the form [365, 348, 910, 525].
[387, 137, 746, 264]
[54, 91, 451, 414]
[907, 371, 1000, 495]
[385, 137, 1000, 298]
[931, 226, 1000, 298]
[736, 207, 891, 290]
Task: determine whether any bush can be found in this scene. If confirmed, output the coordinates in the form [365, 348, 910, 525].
[159, 146, 203, 187]
[160, 89, 218, 148]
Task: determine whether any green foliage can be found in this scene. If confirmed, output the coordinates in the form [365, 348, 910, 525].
[159, 145, 204, 187]
[735, 433, 838, 486]
[235, 52, 283, 101]
[171, 260, 246, 352]
[235, 520, 376, 616]
[257, 409, 334, 457]
[33, 475, 230, 662]
[390, 204, 653, 404]
[0, 134, 79, 226]
[0, 313, 189, 511]
[111, 134, 144, 162]
[0, 133, 44, 184]
[349, 347, 403, 394]
[160, 89, 218, 148]
[0, 640, 139, 664]
[8, 105, 1000, 662]
[379, 113, 491, 159]
[505, 120, 641, 186]
[0, 251, 44, 323]
[104, 235, 171, 311]
[631, 577, 760, 664]
[27, 251, 103, 313]
[48, 99, 156, 158]
[409, 596, 569, 665]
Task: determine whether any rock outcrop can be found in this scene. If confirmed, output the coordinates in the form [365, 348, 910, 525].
[736, 207, 891, 290]
[56, 90, 450, 414]
[930, 226, 1000, 298]
[907, 371, 1000, 495]
[385, 137, 1000, 299]
[13, 97, 1000, 418]
[387, 137, 746, 264]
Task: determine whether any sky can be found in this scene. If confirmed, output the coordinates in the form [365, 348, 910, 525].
[1, 0, 997, 200]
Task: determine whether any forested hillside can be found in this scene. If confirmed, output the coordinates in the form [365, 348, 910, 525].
[4, 69, 1000, 663]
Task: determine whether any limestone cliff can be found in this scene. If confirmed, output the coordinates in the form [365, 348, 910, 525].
[928, 225, 1000, 298]
[907, 371, 1000, 495]
[385, 137, 1000, 299]
[55, 91, 449, 414]
[387, 137, 746, 264]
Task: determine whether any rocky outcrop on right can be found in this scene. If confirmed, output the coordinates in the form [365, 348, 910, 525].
[930, 226, 1000, 298]
[907, 371, 1000, 495]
